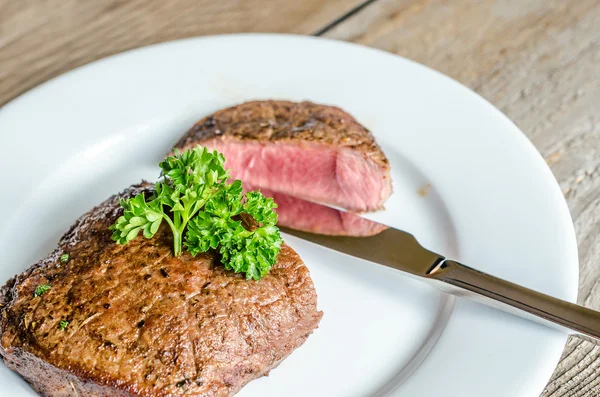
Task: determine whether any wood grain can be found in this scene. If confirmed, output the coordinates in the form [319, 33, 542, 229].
[1, 0, 599, 396]
[0, 0, 363, 106]
[324, 1, 600, 396]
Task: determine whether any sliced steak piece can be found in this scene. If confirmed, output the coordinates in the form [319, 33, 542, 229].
[247, 184, 387, 237]
[0, 183, 323, 397]
[174, 100, 391, 236]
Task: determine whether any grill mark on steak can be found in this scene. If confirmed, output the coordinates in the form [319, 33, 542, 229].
[0, 183, 322, 396]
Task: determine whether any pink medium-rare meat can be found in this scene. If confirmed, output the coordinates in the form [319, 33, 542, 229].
[247, 184, 387, 237]
[174, 101, 391, 236]
[203, 140, 388, 212]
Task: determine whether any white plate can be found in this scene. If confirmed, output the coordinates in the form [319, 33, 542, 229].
[0, 34, 578, 397]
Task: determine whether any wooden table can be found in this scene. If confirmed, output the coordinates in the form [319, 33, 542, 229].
[1, 1, 598, 395]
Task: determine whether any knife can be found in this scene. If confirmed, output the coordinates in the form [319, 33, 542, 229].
[280, 223, 600, 344]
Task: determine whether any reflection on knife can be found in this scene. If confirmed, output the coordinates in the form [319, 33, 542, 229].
[280, 220, 600, 344]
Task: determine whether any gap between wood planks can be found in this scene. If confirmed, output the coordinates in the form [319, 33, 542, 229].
[313, 0, 381, 36]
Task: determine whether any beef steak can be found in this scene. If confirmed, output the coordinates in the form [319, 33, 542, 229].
[174, 100, 391, 236]
[0, 184, 323, 396]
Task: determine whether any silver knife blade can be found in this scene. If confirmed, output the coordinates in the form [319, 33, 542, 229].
[279, 220, 600, 344]
[279, 226, 444, 277]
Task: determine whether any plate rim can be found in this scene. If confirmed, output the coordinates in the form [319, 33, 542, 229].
[0, 33, 579, 397]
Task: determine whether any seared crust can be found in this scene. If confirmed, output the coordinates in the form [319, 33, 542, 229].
[174, 100, 389, 169]
[0, 183, 322, 396]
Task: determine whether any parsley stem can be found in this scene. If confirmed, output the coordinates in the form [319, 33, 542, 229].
[174, 219, 190, 257]
[173, 230, 182, 257]
[162, 214, 183, 257]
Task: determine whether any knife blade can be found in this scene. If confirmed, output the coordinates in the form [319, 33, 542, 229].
[280, 223, 600, 344]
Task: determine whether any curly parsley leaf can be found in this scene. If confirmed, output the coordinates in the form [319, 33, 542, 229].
[110, 146, 283, 279]
[218, 224, 282, 280]
[243, 191, 278, 225]
[159, 147, 229, 188]
[185, 188, 282, 280]
[34, 284, 51, 297]
[109, 193, 164, 244]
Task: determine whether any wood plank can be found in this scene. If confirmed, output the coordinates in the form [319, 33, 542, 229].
[0, 0, 363, 106]
[324, 1, 600, 396]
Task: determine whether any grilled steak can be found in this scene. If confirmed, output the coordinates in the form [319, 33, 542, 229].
[174, 100, 391, 236]
[0, 183, 323, 397]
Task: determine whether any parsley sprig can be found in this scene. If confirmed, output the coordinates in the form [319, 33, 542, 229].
[109, 146, 282, 280]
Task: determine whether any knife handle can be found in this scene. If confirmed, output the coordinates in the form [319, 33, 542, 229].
[428, 260, 600, 344]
